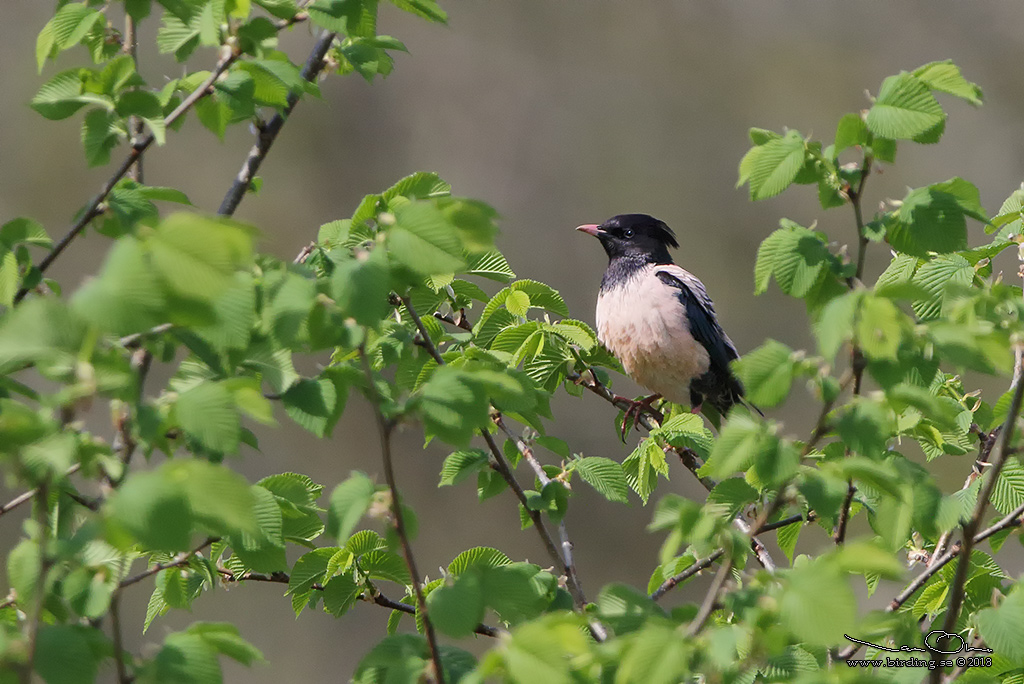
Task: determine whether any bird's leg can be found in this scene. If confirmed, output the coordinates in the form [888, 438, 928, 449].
[616, 394, 663, 439]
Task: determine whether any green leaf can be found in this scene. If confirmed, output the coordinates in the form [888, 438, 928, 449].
[361, 549, 412, 585]
[427, 570, 485, 638]
[753, 222, 837, 298]
[31, 69, 108, 121]
[319, 569, 359, 616]
[326, 472, 376, 541]
[283, 377, 338, 437]
[910, 254, 973, 321]
[387, 0, 447, 23]
[913, 60, 983, 106]
[447, 547, 512, 575]
[834, 113, 868, 155]
[439, 449, 490, 487]
[187, 623, 263, 666]
[149, 213, 255, 303]
[743, 130, 806, 200]
[81, 108, 124, 167]
[35, 625, 101, 684]
[176, 381, 241, 454]
[596, 583, 664, 635]
[976, 584, 1024, 662]
[142, 631, 222, 684]
[466, 249, 515, 282]
[734, 339, 795, 408]
[572, 456, 629, 504]
[417, 368, 490, 446]
[649, 413, 714, 458]
[706, 478, 758, 518]
[331, 251, 392, 327]
[990, 457, 1024, 517]
[387, 202, 466, 275]
[622, 439, 669, 505]
[887, 182, 978, 257]
[780, 560, 856, 646]
[307, 0, 379, 37]
[866, 72, 945, 140]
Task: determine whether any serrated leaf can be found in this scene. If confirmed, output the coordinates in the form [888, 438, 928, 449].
[438, 449, 489, 487]
[326, 472, 376, 541]
[176, 381, 241, 454]
[447, 547, 512, 575]
[734, 339, 795, 408]
[572, 457, 629, 504]
[913, 60, 983, 106]
[867, 73, 945, 140]
[744, 130, 806, 200]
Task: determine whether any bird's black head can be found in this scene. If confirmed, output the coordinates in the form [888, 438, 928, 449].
[576, 214, 678, 266]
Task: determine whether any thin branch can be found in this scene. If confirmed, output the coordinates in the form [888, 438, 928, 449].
[686, 555, 733, 637]
[838, 497, 1024, 662]
[23, 486, 51, 684]
[400, 295, 445, 365]
[492, 415, 608, 640]
[358, 348, 445, 684]
[118, 538, 216, 589]
[0, 463, 81, 519]
[368, 592, 503, 638]
[929, 360, 1024, 680]
[124, 13, 143, 185]
[833, 482, 856, 544]
[14, 55, 239, 304]
[219, 567, 502, 637]
[650, 549, 724, 602]
[758, 511, 816, 534]
[849, 152, 873, 284]
[218, 31, 338, 216]
[566, 369, 777, 571]
[109, 592, 130, 684]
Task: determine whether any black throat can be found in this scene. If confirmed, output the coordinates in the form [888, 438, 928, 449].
[600, 254, 655, 292]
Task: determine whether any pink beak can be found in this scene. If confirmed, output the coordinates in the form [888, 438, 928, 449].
[576, 224, 602, 236]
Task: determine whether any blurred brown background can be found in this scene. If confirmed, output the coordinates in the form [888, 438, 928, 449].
[3, 1, 1024, 681]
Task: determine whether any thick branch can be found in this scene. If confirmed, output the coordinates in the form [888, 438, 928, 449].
[218, 31, 337, 216]
[358, 348, 445, 684]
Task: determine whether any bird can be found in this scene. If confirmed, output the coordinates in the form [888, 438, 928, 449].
[576, 213, 755, 434]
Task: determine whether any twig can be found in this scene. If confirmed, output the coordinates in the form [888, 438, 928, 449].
[492, 415, 607, 640]
[118, 538, 216, 589]
[369, 592, 502, 638]
[838, 497, 1024, 661]
[124, 13, 143, 185]
[0, 463, 81, 519]
[14, 55, 239, 304]
[567, 369, 777, 571]
[833, 482, 856, 544]
[686, 555, 733, 637]
[358, 348, 445, 684]
[929, 358, 1024, 681]
[849, 152, 873, 284]
[398, 295, 603, 622]
[220, 566, 503, 638]
[217, 31, 338, 217]
[22, 486, 51, 684]
[109, 592, 130, 684]
[650, 549, 724, 601]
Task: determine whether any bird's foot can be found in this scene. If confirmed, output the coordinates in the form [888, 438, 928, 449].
[615, 394, 663, 440]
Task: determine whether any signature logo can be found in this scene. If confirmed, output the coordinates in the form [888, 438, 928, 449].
[844, 632, 993, 656]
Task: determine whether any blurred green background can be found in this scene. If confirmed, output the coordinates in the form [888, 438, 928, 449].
[3, 1, 1024, 680]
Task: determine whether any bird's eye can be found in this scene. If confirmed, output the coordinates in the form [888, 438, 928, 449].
[623, 229, 634, 238]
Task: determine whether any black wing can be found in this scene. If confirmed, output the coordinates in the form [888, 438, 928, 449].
[655, 269, 739, 375]
[656, 268, 749, 414]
